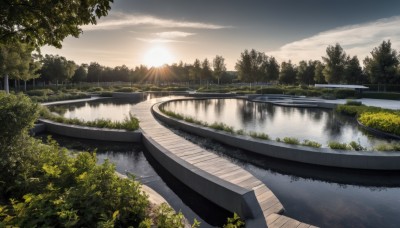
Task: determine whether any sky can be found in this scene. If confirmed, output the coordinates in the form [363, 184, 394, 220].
[41, 0, 400, 70]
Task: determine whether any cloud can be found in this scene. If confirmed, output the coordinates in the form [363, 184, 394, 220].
[136, 38, 181, 43]
[154, 31, 196, 38]
[268, 16, 400, 64]
[82, 12, 231, 31]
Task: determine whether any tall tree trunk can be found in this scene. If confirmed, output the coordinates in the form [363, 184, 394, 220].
[24, 80, 27, 92]
[4, 75, 9, 94]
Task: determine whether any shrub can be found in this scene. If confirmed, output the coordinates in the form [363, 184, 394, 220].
[255, 87, 284, 94]
[86, 87, 103, 92]
[346, 100, 362, 106]
[282, 137, 300, 145]
[236, 129, 246, 135]
[98, 91, 114, 97]
[26, 89, 53, 96]
[328, 141, 350, 150]
[349, 140, 365, 151]
[223, 213, 245, 228]
[209, 122, 235, 133]
[114, 87, 136, 92]
[249, 132, 270, 140]
[334, 89, 357, 99]
[358, 112, 400, 136]
[374, 143, 400, 151]
[153, 203, 200, 228]
[301, 140, 322, 148]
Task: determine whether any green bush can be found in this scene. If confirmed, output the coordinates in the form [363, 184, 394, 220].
[255, 87, 284, 94]
[359, 112, 400, 136]
[86, 87, 103, 92]
[346, 100, 362, 106]
[374, 143, 400, 151]
[249, 132, 270, 140]
[209, 122, 235, 133]
[114, 87, 136, 92]
[349, 141, 365, 151]
[282, 137, 300, 145]
[223, 213, 245, 228]
[334, 89, 357, 99]
[98, 91, 114, 97]
[26, 89, 53, 96]
[301, 140, 322, 148]
[328, 141, 350, 150]
[30, 93, 90, 103]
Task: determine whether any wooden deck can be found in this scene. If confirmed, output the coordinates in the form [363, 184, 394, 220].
[132, 98, 315, 228]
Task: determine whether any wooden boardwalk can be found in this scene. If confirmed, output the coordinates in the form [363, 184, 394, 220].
[132, 98, 315, 228]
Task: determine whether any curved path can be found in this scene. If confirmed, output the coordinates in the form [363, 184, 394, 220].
[132, 98, 314, 228]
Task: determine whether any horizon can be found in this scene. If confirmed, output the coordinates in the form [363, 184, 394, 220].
[40, 0, 400, 70]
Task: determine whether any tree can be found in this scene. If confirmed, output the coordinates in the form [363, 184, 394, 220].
[189, 59, 201, 84]
[344, 56, 364, 84]
[201, 58, 212, 84]
[263, 56, 279, 82]
[314, 61, 326, 84]
[297, 60, 316, 85]
[72, 64, 88, 83]
[40, 55, 76, 85]
[0, 0, 113, 48]
[235, 49, 266, 82]
[87, 62, 103, 83]
[279, 61, 297, 85]
[364, 40, 399, 91]
[0, 42, 35, 93]
[19, 53, 41, 91]
[213, 55, 226, 85]
[322, 43, 347, 83]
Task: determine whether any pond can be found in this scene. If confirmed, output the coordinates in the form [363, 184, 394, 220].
[49, 96, 400, 227]
[161, 98, 398, 148]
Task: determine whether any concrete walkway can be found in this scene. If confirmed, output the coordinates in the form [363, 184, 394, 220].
[132, 98, 315, 228]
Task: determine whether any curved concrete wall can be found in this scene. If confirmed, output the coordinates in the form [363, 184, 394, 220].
[153, 100, 400, 170]
[142, 132, 262, 219]
[39, 119, 141, 142]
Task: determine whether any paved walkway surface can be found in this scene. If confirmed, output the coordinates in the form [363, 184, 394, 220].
[132, 97, 315, 228]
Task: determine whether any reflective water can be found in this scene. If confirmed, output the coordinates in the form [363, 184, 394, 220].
[162, 99, 398, 148]
[50, 96, 400, 227]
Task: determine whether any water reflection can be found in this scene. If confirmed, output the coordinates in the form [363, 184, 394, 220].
[162, 99, 398, 148]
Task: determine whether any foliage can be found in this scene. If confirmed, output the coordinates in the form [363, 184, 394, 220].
[282, 137, 300, 145]
[223, 213, 245, 228]
[344, 56, 364, 84]
[30, 93, 90, 103]
[279, 61, 297, 85]
[345, 100, 362, 106]
[363, 40, 399, 91]
[359, 112, 400, 136]
[249, 132, 270, 140]
[40, 106, 140, 131]
[301, 140, 322, 148]
[114, 87, 136, 92]
[40, 54, 77, 84]
[255, 87, 284, 94]
[152, 203, 200, 228]
[213, 55, 227, 84]
[328, 141, 350, 150]
[0, 0, 113, 48]
[374, 143, 400, 151]
[87, 86, 103, 92]
[209, 122, 235, 133]
[322, 43, 347, 83]
[26, 89, 54, 96]
[334, 89, 357, 99]
[297, 60, 316, 85]
[349, 141, 365, 151]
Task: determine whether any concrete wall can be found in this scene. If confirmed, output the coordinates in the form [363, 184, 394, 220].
[142, 132, 263, 220]
[153, 101, 400, 170]
[39, 119, 141, 142]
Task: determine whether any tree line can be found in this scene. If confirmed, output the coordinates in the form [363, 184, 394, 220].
[1, 40, 400, 92]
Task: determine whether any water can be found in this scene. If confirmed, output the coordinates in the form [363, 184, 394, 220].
[161, 98, 398, 148]
[49, 96, 400, 227]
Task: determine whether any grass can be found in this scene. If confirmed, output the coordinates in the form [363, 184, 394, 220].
[301, 140, 322, 148]
[328, 141, 350, 150]
[374, 143, 400, 151]
[249, 132, 270, 140]
[282, 137, 300, 145]
[359, 112, 400, 136]
[209, 122, 235, 133]
[40, 106, 139, 131]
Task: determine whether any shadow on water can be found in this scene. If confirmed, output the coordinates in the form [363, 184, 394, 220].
[164, 124, 400, 228]
[35, 133, 231, 228]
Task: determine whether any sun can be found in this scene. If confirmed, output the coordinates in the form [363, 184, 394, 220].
[144, 46, 173, 67]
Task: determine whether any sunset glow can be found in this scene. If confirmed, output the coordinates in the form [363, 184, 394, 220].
[144, 46, 173, 67]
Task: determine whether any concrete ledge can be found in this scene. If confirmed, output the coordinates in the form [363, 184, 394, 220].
[153, 100, 400, 170]
[142, 132, 263, 220]
[39, 119, 141, 142]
